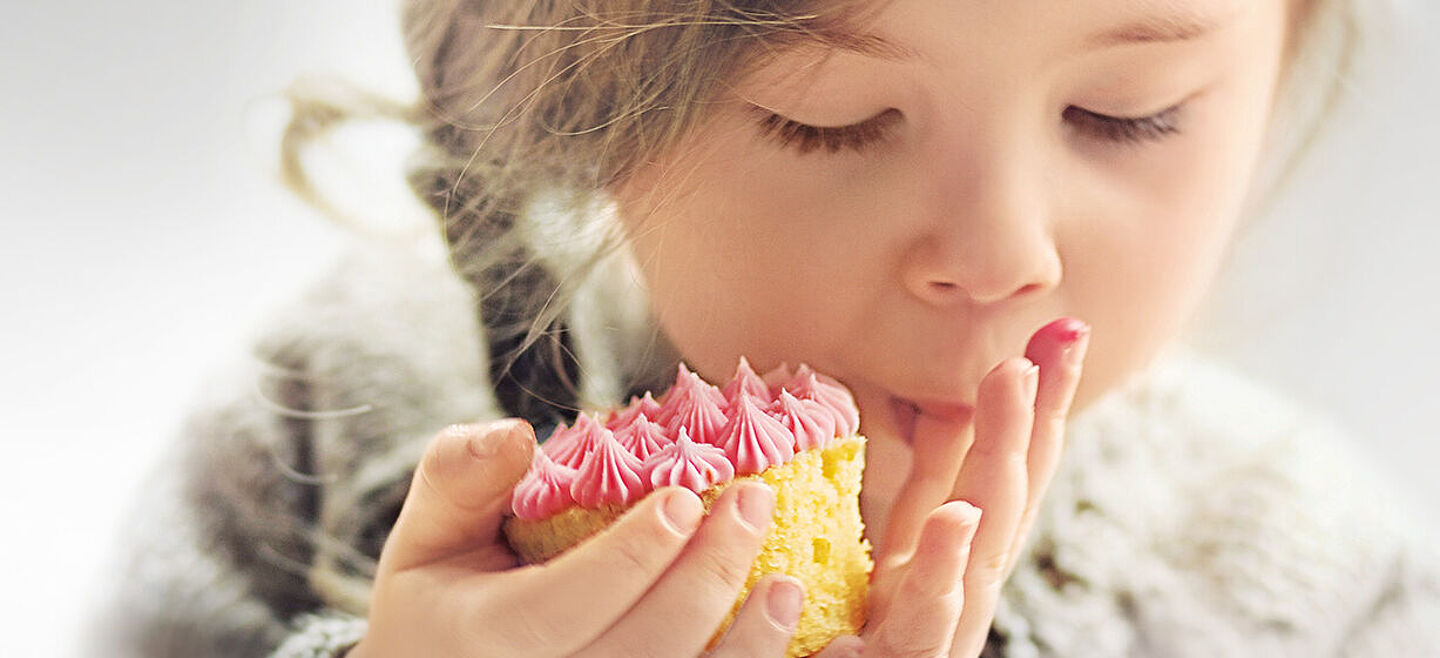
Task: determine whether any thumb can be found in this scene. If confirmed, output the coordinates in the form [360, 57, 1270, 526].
[380, 419, 536, 573]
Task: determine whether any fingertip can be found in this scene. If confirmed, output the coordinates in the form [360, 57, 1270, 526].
[465, 418, 535, 459]
[940, 499, 983, 528]
[1025, 317, 1091, 367]
[762, 574, 804, 632]
[919, 501, 982, 556]
[820, 634, 865, 657]
[980, 356, 1035, 395]
[656, 486, 705, 536]
[418, 420, 534, 507]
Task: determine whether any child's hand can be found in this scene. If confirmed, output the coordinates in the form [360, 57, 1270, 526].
[348, 419, 802, 657]
[820, 319, 1090, 657]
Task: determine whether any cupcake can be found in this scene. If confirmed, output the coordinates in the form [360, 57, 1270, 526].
[503, 359, 870, 657]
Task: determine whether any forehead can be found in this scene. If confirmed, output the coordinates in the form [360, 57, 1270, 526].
[792, 0, 1247, 62]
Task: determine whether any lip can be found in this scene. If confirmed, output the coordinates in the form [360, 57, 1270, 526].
[887, 395, 975, 445]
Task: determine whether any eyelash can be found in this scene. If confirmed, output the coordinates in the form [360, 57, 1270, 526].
[756, 105, 1184, 154]
[755, 109, 903, 155]
[1063, 105, 1184, 145]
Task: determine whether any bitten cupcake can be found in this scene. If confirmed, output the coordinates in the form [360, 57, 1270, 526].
[502, 359, 871, 657]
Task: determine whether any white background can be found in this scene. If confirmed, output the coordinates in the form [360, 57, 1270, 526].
[2, 2, 1437, 656]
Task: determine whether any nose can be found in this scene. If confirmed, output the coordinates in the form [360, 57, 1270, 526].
[902, 139, 1062, 307]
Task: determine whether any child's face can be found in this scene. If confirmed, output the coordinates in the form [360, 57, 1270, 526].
[615, 0, 1289, 445]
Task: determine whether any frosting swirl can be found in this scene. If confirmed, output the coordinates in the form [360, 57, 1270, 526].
[785, 366, 861, 436]
[606, 391, 663, 430]
[543, 413, 611, 469]
[722, 356, 773, 406]
[656, 363, 726, 427]
[716, 394, 797, 475]
[614, 416, 671, 461]
[511, 450, 578, 521]
[570, 431, 646, 507]
[640, 427, 735, 494]
[661, 367, 729, 444]
[771, 390, 837, 452]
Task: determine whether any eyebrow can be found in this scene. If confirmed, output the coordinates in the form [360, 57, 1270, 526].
[1087, 10, 1227, 48]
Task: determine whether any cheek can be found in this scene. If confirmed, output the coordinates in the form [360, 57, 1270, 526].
[614, 134, 888, 380]
[1066, 104, 1271, 407]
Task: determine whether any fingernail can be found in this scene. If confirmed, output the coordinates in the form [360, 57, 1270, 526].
[1062, 322, 1091, 367]
[661, 490, 704, 535]
[952, 500, 983, 527]
[765, 578, 803, 632]
[466, 419, 528, 459]
[736, 484, 776, 532]
[1022, 360, 1040, 401]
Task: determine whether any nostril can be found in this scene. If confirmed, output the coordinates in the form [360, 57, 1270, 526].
[1015, 282, 1043, 297]
[925, 280, 1045, 304]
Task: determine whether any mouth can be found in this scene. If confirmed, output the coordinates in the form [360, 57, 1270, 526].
[887, 396, 975, 445]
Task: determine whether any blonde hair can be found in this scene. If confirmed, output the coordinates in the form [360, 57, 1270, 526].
[280, 0, 1386, 422]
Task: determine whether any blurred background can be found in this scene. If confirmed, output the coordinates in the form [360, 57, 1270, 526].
[2, 2, 1436, 656]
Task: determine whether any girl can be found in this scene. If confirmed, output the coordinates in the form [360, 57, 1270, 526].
[95, 0, 1439, 656]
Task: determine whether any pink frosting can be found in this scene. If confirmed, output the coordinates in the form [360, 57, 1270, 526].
[722, 356, 773, 406]
[570, 432, 646, 508]
[786, 366, 861, 436]
[662, 374, 729, 445]
[606, 391, 663, 430]
[771, 390, 837, 451]
[716, 394, 797, 475]
[614, 416, 671, 461]
[511, 359, 861, 520]
[761, 362, 795, 397]
[656, 364, 726, 427]
[511, 450, 578, 521]
[543, 413, 611, 469]
[640, 427, 735, 494]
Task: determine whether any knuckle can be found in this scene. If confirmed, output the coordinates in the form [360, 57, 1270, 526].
[975, 550, 1011, 580]
[870, 631, 948, 658]
[693, 548, 753, 595]
[610, 536, 661, 578]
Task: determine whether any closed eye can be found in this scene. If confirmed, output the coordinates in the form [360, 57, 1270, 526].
[754, 108, 904, 154]
[1064, 105, 1184, 144]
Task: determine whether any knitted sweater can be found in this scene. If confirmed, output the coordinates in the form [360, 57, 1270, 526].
[90, 242, 1440, 657]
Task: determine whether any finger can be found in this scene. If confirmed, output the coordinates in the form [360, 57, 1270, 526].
[1007, 318, 1090, 563]
[580, 482, 776, 657]
[876, 403, 974, 567]
[947, 357, 1037, 652]
[865, 501, 982, 657]
[813, 635, 864, 658]
[706, 575, 804, 658]
[380, 419, 535, 574]
[491, 487, 707, 654]
[869, 405, 973, 623]
[950, 357, 1036, 575]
